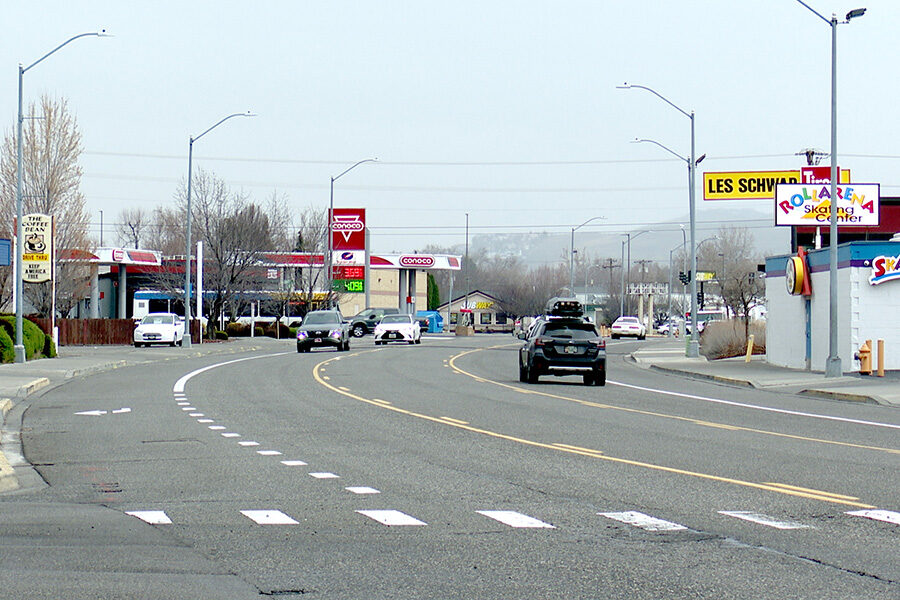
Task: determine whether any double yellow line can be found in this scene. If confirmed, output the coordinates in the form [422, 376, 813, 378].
[313, 348, 877, 509]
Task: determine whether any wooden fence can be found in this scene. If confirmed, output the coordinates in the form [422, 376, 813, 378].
[32, 318, 203, 346]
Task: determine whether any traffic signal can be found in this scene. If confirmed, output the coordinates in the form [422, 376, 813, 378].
[697, 291, 705, 308]
[678, 270, 691, 284]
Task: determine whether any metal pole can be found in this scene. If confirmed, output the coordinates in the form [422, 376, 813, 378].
[464, 213, 469, 324]
[14, 66, 26, 363]
[687, 112, 700, 358]
[569, 227, 575, 294]
[183, 138, 194, 348]
[619, 239, 625, 317]
[825, 15, 841, 377]
[328, 176, 334, 308]
[667, 248, 674, 338]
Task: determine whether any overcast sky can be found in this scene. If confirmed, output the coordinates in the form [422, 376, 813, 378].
[4, 1, 898, 254]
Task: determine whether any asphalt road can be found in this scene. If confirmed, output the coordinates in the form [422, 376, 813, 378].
[2, 336, 898, 599]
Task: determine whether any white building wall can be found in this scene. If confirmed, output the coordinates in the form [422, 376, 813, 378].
[765, 257, 808, 369]
[851, 265, 900, 370]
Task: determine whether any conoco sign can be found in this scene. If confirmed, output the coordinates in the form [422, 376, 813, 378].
[399, 255, 435, 268]
[330, 208, 366, 251]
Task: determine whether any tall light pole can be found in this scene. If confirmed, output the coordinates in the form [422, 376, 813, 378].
[15, 30, 107, 363]
[795, 1, 866, 377]
[619, 230, 650, 317]
[619, 82, 701, 356]
[569, 216, 606, 295]
[327, 158, 376, 307]
[183, 112, 255, 348]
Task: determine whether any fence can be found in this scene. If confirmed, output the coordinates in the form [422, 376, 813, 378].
[32, 318, 203, 346]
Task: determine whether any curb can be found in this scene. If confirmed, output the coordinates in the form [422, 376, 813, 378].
[798, 388, 882, 405]
[17, 378, 50, 397]
[649, 364, 755, 388]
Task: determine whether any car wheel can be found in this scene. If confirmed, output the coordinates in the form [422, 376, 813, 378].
[526, 364, 539, 384]
[583, 373, 595, 386]
[408, 340, 415, 345]
[415, 337, 421, 344]
[594, 368, 606, 387]
[352, 325, 366, 338]
[638, 334, 645, 340]
[518, 362, 527, 382]
[611, 333, 620, 340]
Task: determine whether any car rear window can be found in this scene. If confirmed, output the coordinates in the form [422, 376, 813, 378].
[542, 322, 599, 340]
[305, 313, 340, 325]
[381, 315, 412, 324]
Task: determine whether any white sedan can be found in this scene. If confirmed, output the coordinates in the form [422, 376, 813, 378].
[373, 314, 422, 345]
[134, 313, 185, 347]
[610, 316, 647, 340]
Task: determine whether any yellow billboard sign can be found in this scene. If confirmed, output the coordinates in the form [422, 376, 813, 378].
[703, 169, 850, 201]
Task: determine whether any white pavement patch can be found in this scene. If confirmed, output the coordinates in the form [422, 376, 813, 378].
[126, 510, 172, 525]
[240, 510, 299, 525]
[309, 472, 339, 479]
[847, 509, 900, 526]
[238, 441, 260, 447]
[719, 511, 811, 530]
[257, 450, 283, 456]
[281, 460, 307, 466]
[357, 509, 426, 526]
[598, 511, 688, 532]
[477, 510, 555, 529]
[197, 419, 214, 423]
[221, 433, 241, 438]
[346, 486, 380, 494]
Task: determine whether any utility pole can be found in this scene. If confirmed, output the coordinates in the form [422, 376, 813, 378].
[602, 258, 618, 316]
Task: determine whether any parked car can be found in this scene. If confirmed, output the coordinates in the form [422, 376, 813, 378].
[518, 317, 606, 386]
[133, 313, 184, 347]
[348, 307, 400, 337]
[610, 316, 647, 340]
[296, 310, 350, 352]
[374, 314, 422, 345]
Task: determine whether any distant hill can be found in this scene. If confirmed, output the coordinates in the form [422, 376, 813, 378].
[464, 207, 789, 268]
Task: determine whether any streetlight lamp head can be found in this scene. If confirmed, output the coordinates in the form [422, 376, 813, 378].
[696, 153, 707, 165]
[97, 29, 112, 37]
[846, 8, 866, 20]
[616, 82, 631, 89]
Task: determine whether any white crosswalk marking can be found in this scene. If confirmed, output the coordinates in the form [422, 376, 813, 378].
[598, 511, 687, 531]
[280, 460, 307, 466]
[257, 450, 283, 456]
[846, 509, 900, 526]
[126, 510, 172, 525]
[346, 486, 380, 494]
[477, 510, 555, 529]
[240, 510, 299, 525]
[309, 472, 339, 479]
[719, 511, 811, 530]
[238, 441, 260, 447]
[357, 510, 426, 526]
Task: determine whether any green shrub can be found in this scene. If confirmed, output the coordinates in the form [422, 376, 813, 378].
[0, 326, 14, 363]
[42, 333, 57, 358]
[264, 323, 292, 338]
[254, 326, 264, 337]
[215, 330, 229, 340]
[225, 322, 250, 337]
[0, 316, 43, 359]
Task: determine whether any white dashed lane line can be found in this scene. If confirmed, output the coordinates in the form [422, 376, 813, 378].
[309, 472, 339, 479]
[281, 460, 308, 466]
[846, 509, 900, 525]
[257, 450, 283, 456]
[126, 511, 173, 525]
[346, 486, 380, 495]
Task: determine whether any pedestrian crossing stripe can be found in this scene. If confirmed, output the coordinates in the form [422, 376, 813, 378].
[598, 511, 687, 531]
[477, 510, 555, 528]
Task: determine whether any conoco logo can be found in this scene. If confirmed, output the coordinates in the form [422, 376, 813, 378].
[112, 248, 125, 262]
[332, 222, 364, 231]
[399, 255, 435, 267]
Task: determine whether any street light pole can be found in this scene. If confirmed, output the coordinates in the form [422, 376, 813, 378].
[569, 216, 605, 295]
[15, 30, 107, 363]
[619, 81, 703, 356]
[327, 158, 376, 308]
[183, 112, 254, 348]
[795, 1, 866, 377]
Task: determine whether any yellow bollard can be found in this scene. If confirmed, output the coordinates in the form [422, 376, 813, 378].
[877, 339, 885, 377]
[745, 334, 755, 362]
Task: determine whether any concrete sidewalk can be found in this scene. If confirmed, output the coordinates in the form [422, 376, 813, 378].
[631, 340, 900, 407]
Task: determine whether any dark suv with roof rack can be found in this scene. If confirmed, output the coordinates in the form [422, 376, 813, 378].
[517, 298, 606, 386]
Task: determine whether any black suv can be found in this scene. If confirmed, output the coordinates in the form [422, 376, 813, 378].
[518, 298, 606, 386]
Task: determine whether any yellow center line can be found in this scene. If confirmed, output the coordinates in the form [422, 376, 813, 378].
[312, 352, 876, 509]
[439, 417, 469, 425]
[448, 346, 900, 456]
[763, 482, 860, 501]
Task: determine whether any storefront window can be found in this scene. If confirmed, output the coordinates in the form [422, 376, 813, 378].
[496, 313, 508, 325]
[480, 312, 492, 325]
[450, 312, 458, 324]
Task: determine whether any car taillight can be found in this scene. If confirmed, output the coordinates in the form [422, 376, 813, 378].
[535, 338, 547, 346]
[594, 339, 606, 349]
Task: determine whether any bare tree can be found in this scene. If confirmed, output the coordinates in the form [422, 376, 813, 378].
[0, 95, 92, 316]
[115, 207, 151, 249]
[711, 226, 765, 338]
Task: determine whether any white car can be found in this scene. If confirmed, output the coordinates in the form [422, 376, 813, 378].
[373, 314, 422, 345]
[134, 313, 185, 347]
[610, 316, 647, 340]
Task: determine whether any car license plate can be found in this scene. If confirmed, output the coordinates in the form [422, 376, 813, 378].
[564, 345, 577, 354]
[314, 338, 322, 343]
